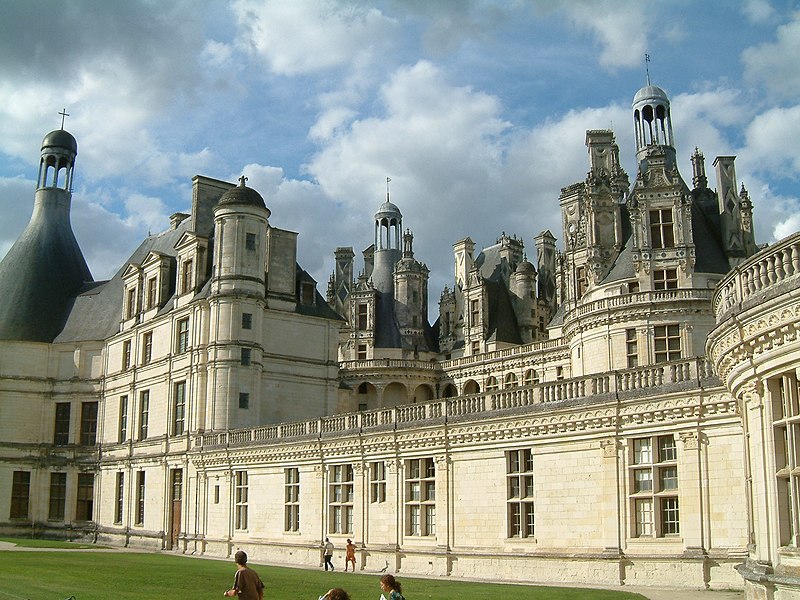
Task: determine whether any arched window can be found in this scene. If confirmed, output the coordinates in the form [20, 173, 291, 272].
[504, 373, 518, 388]
[486, 376, 499, 391]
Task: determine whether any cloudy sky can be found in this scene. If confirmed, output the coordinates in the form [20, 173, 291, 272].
[1, 0, 799, 311]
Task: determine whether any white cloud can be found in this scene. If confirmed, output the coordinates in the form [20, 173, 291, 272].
[558, 0, 649, 69]
[742, 13, 800, 99]
[742, 0, 776, 23]
[231, 0, 398, 76]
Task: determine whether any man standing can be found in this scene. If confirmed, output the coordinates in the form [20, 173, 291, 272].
[323, 537, 335, 571]
[224, 550, 264, 600]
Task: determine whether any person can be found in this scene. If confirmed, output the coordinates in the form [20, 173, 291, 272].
[344, 538, 356, 572]
[318, 588, 350, 600]
[223, 550, 264, 600]
[323, 537, 335, 571]
[379, 574, 405, 600]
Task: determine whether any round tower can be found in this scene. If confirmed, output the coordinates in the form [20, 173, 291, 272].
[209, 176, 270, 430]
[0, 127, 92, 341]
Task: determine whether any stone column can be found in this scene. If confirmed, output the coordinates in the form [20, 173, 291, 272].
[434, 454, 450, 552]
[678, 430, 705, 556]
[599, 438, 622, 558]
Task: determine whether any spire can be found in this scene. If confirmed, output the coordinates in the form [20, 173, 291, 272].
[691, 148, 708, 189]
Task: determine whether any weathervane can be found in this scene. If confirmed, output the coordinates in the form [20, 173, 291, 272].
[645, 53, 651, 86]
[58, 108, 70, 130]
[386, 176, 391, 202]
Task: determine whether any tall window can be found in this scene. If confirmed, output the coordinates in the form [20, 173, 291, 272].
[629, 435, 679, 537]
[139, 390, 150, 440]
[626, 329, 638, 368]
[357, 344, 367, 360]
[115, 472, 125, 524]
[357, 304, 368, 330]
[126, 287, 137, 319]
[507, 449, 535, 538]
[181, 259, 193, 294]
[406, 458, 435, 536]
[653, 268, 678, 290]
[176, 318, 189, 353]
[370, 461, 386, 503]
[245, 232, 257, 250]
[242, 312, 253, 330]
[239, 392, 249, 410]
[470, 299, 480, 327]
[654, 324, 681, 363]
[80, 401, 98, 446]
[122, 339, 132, 369]
[173, 381, 186, 436]
[135, 471, 146, 525]
[141, 331, 153, 365]
[772, 373, 800, 546]
[54, 402, 71, 446]
[49, 472, 67, 521]
[10, 471, 30, 519]
[329, 464, 354, 534]
[235, 471, 248, 530]
[241, 348, 251, 366]
[119, 395, 128, 443]
[76, 473, 94, 521]
[285, 468, 300, 532]
[576, 265, 588, 297]
[146, 277, 158, 309]
[650, 209, 675, 249]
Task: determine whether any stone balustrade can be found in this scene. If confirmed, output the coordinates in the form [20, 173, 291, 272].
[194, 356, 718, 449]
[713, 231, 800, 320]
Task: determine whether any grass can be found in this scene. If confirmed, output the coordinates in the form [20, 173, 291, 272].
[0, 537, 104, 549]
[0, 547, 647, 600]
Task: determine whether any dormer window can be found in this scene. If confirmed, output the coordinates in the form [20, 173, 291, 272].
[126, 287, 137, 319]
[301, 282, 315, 306]
[146, 277, 158, 310]
[650, 209, 674, 249]
[181, 259, 193, 294]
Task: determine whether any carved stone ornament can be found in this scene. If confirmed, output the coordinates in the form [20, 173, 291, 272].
[314, 464, 325, 478]
[385, 459, 401, 474]
[600, 438, 619, 458]
[679, 431, 699, 450]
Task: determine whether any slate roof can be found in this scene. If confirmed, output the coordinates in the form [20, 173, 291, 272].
[0, 190, 93, 342]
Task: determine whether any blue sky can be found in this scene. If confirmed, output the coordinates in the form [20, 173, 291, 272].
[1, 0, 799, 307]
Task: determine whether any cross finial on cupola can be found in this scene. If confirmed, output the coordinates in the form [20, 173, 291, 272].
[58, 108, 70, 130]
[645, 53, 651, 85]
[238, 175, 248, 187]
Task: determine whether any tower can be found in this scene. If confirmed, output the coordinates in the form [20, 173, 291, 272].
[208, 177, 270, 430]
[0, 126, 92, 341]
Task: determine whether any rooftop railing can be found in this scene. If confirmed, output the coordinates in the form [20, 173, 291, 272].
[713, 232, 800, 320]
[194, 356, 718, 449]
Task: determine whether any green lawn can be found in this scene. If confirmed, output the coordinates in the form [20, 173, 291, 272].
[0, 548, 647, 600]
[0, 536, 105, 549]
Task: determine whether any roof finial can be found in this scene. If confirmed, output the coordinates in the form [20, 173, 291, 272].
[645, 53, 651, 86]
[238, 175, 248, 187]
[386, 176, 391, 202]
[58, 108, 70, 130]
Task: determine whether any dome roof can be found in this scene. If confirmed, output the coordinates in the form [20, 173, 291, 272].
[516, 259, 535, 275]
[41, 129, 78, 154]
[217, 177, 268, 212]
[375, 200, 402, 220]
[633, 84, 669, 107]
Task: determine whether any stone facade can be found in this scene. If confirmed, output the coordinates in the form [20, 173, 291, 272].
[0, 81, 787, 594]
